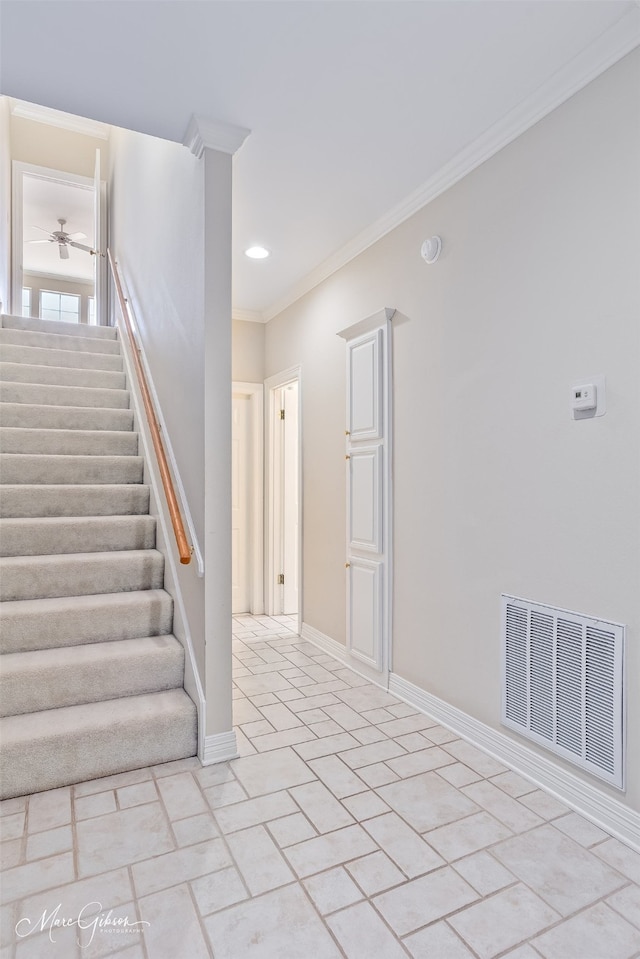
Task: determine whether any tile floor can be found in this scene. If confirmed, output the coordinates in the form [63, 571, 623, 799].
[1, 615, 640, 959]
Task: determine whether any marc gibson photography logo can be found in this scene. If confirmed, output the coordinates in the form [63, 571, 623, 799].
[15, 902, 150, 947]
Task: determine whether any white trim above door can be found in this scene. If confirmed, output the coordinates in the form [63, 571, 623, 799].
[339, 308, 395, 686]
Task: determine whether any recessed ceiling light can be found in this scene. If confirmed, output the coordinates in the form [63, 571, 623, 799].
[245, 245, 270, 259]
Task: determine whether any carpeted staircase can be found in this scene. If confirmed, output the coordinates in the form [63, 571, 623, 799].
[0, 313, 198, 799]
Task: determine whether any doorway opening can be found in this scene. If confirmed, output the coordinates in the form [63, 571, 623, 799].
[11, 155, 106, 324]
[231, 382, 264, 616]
[266, 368, 302, 627]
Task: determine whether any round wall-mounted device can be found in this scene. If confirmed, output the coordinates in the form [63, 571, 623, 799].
[421, 235, 442, 264]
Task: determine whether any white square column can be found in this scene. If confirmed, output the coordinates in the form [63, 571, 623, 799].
[185, 116, 250, 761]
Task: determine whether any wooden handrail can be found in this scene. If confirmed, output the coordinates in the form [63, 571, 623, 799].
[107, 249, 192, 565]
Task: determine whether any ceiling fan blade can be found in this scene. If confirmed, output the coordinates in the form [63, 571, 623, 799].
[68, 241, 94, 254]
[26, 239, 53, 244]
[31, 225, 54, 236]
[67, 232, 87, 241]
[59, 244, 70, 260]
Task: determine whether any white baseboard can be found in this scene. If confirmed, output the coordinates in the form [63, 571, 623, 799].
[302, 622, 640, 850]
[301, 622, 387, 687]
[201, 730, 239, 766]
[389, 673, 640, 853]
[301, 622, 349, 661]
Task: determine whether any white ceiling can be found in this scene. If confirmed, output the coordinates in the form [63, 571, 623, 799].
[22, 177, 95, 282]
[1, 1, 638, 320]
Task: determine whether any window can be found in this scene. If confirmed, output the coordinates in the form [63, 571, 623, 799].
[88, 296, 96, 325]
[40, 291, 81, 325]
[22, 288, 31, 317]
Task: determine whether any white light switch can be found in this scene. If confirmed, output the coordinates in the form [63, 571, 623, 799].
[571, 383, 597, 412]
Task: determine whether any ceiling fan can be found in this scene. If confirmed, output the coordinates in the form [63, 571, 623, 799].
[27, 218, 94, 260]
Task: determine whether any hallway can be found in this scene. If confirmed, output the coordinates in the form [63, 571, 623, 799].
[2, 616, 640, 958]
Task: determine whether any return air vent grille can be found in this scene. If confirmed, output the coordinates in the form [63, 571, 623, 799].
[502, 595, 625, 788]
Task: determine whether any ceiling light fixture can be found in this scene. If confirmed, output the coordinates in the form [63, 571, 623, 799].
[245, 245, 270, 259]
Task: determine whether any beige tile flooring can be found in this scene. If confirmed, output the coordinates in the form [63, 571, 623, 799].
[2, 614, 640, 958]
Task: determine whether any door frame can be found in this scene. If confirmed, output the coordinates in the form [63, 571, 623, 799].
[11, 159, 107, 322]
[232, 382, 264, 615]
[265, 366, 302, 631]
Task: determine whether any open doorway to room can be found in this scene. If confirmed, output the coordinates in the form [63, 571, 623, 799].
[11, 154, 106, 325]
[265, 368, 301, 625]
[231, 382, 264, 616]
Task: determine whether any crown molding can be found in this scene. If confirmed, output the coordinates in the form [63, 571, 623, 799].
[232, 309, 267, 324]
[10, 99, 110, 140]
[263, 7, 640, 322]
[183, 115, 251, 159]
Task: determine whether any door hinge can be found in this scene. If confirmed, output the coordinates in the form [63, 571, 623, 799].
[279, 409, 285, 420]
[277, 573, 285, 585]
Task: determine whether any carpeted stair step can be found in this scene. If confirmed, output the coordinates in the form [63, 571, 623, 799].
[0, 689, 197, 798]
[1, 636, 184, 716]
[0, 453, 144, 485]
[0, 515, 156, 556]
[0, 360, 126, 390]
[0, 549, 164, 601]
[0, 590, 173, 653]
[0, 484, 150, 517]
[0, 342, 123, 372]
[0, 327, 121, 355]
[0, 402, 134, 431]
[0, 380, 130, 409]
[1, 314, 117, 341]
[0, 427, 138, 456]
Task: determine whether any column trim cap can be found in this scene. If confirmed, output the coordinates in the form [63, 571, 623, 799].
[184, 115, 251, 158]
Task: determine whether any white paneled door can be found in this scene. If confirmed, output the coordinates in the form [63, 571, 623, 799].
[340, 309, 394, 682]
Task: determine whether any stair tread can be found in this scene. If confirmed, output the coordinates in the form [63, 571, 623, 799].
[1, 314, 117, 341]
[0, 515, 156, 557]
[0, 360, 126, 389]
[0, 427, 139, 456]
[0, 343, 124, 371]
[0, 381, 131, 409]
[2, 635, 180, 670]
[0, 402, 134, 431]
[0, 328, 121, 355]
[0, 547, 163, 567]
[0, 688, 195, 742]
[0, 588, 171, 617]
[0, 549, 164, 602]
[1, 636, 185, 717]
[0, 589, 174, 653]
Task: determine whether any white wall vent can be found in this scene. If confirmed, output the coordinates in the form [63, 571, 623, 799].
[501, 595, 625, 789]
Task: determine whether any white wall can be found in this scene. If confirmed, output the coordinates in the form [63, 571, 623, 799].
[10, 114, 109, 178]
[109, 127, 205, 541]
[0, 97, 11, 312]
[108, 127, 206, 684]
[265, 50, 640, 811]
[233, 319, 265, 383]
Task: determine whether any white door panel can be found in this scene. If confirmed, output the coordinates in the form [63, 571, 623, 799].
[349, 330, 382, 440]
[348, 559, 382, 669]
[348, 447, 383, 553]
